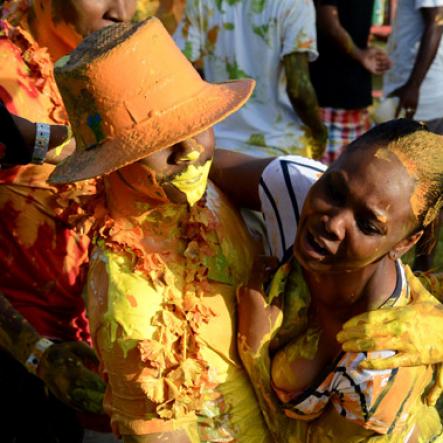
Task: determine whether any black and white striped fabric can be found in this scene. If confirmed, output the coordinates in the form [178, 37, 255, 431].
[259, 155, 326, 262]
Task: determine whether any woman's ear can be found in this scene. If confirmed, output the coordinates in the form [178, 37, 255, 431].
[389, 230, 424, 260]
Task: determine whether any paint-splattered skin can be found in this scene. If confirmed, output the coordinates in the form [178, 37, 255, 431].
[0, 290, 106, 414]
[284, 52, 327, 160]
[86, 175, 271, 441]
[237, 261, 443, 442]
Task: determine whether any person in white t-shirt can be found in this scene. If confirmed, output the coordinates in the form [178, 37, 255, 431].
[173, 0, 327, 160]
[384, 0, 443, 272]
[383, 0, 443, 132]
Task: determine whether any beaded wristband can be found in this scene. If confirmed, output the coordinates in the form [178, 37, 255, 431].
[24, 337, 54, 375]
[31, 123, 50, 164]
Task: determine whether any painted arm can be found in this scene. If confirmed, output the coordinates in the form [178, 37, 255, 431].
[236, 258, 308, 442]
[317, 5, 391, 75]
[391, 7, 443, 118]
[238, 299, 302, 442]
[0, 291, 105, 413]
[210, 149, 274, 210]
[283, 53, 327, 160]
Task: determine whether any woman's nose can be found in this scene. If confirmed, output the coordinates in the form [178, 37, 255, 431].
[321, 211, 347, 241]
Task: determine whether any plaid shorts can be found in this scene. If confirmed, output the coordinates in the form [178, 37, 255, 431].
[321, 107, 372, 164]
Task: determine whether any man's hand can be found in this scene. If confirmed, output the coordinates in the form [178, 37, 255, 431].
[37, 341, 106, 414]
[337, 302, 443, 369]
[390, 82, 420, 119]
[336, 267, 443, 405]
[337, 302, 443, 406]
[355, 47, 392, 75]
[337, 266, 443, 369]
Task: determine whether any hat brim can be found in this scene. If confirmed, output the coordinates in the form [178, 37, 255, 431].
[49, 79, 254, 184]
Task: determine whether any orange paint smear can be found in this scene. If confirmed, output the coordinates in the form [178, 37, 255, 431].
[384, 131, 443, 225]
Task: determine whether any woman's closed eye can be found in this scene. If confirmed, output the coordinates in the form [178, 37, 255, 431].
[356, 217, 384, 236]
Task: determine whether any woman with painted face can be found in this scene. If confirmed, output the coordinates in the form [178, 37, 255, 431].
[211, 120, 443, 441]
[0, 1, 136, 443]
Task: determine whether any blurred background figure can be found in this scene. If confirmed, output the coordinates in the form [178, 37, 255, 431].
[135, 0, 185, 33]
[383, 0, 443, 271]
[310, 0, 391, 164]
[174, 0, 327, 160]
[0, 1, 136, 442]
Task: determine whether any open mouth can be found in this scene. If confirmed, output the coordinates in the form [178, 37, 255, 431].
[305, 231, 330, 257]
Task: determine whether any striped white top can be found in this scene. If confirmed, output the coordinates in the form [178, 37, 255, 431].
[259, 155, 326, 261]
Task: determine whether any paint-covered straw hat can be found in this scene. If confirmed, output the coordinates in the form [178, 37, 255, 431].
[49, 18, 254, 184]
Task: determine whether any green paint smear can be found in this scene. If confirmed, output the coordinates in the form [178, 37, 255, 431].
[226, 60, 251, 80]
[251, 0, 266, 13]
[183, 41, 193, 61]
[205, 251, 233, 285]
[247, 133, 267, 147]
[252, 24, 269, 42]
[215, 0, 224, 11]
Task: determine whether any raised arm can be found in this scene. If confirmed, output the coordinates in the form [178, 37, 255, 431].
[284, 52, 327, 160]
[391, 6, 443, 118]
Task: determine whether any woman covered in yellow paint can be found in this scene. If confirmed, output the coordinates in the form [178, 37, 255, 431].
[211, 120, 443, 442]
[49, 18, 271, 443]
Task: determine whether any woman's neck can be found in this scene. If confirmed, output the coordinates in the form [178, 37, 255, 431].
[302, 257, 398, 321]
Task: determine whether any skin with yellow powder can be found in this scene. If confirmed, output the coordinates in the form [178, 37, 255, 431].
[86, 128, 271, 442]
[171, 160, 212, 206]
[211, 120, 443, 442]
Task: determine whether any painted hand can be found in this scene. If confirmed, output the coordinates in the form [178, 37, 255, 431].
[337, 268, 443, 404]
[337, 302, 443, 367]
[37, 341, 106, 414]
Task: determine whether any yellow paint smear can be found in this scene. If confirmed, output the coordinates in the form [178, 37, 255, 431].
[387, 131, 440, 223]
[171, 160, 212, 206]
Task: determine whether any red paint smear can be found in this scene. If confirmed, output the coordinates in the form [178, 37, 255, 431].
[0, 198, 91, 342]
[126, 294, 138, 308]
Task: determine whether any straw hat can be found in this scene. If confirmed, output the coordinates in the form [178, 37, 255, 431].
[49, 18, 254, 184]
